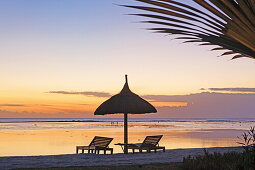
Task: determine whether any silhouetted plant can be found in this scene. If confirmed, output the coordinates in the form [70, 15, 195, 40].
[182, 150, 246, 170]
[182, 127, 255, 170]
[237, 126, 255, 150]
[126, 0, 255, 59]
[237, 126, 255, 169]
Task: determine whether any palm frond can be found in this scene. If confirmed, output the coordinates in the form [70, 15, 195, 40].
[125, 0, 255, 59]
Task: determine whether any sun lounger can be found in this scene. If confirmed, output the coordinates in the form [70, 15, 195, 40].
[76, 136, 113, 154]
[127, 135, 165, 153]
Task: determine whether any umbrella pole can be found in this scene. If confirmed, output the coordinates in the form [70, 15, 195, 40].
[124, 113, 128, 154]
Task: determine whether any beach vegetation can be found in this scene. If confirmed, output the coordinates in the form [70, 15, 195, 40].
[182, 126, 255, 170]
[182, 150, 249, 170]
[126, 0, 255, 59]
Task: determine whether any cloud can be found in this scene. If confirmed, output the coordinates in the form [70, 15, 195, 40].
[142, 92, 255, 118]
[47, 91, 111, 98]
[0, 104, 26, 107]
[35, 104, 54, 107]
[0, 109, 91, 118]
[202, 88, 255, 93]
[4, 90, 255, 119]
[76, 104, 90, 106]
[142, 95, 187, 102]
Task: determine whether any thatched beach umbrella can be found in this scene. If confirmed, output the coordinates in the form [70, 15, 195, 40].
[94, 75, 157, 154]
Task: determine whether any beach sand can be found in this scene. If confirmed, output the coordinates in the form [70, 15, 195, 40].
[0, 147, 243, 170]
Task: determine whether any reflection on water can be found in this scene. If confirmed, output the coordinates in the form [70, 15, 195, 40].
[0, 121, 253, 156]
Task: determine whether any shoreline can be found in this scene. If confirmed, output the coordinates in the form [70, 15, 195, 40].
[1, 118, 255, 123]
[0, 146, 243, 170]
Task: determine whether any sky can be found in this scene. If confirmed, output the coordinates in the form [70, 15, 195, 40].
[1, 0, 255, 118]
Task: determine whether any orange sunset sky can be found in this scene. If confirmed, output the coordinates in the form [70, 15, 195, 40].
[1, 0, 255, 118]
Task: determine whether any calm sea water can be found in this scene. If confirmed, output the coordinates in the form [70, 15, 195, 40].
[0, 118, 254, 131]
[1, 118, 255, 123]
[0, 118, 254, 156]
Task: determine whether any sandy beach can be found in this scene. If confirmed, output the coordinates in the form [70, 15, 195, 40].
[0, 147, 243, 170]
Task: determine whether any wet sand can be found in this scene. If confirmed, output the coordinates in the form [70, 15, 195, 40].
[0, 127, 244, 156]
[0, 120, 252, 156]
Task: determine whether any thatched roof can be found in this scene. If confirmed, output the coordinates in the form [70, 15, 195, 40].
[94, 75, 157, 115]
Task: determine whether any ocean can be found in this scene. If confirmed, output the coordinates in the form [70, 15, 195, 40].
[1, 118, 255, 123]
[0, 118, 254, 156]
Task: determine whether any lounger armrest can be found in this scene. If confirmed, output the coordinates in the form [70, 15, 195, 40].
[134, 143, 142, 147]
[76, 146, 96, 150]
[127, 143, 142, 147]
[141, 143, 156, 147]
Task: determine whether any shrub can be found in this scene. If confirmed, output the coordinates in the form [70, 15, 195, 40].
[182, 126, 255, 170]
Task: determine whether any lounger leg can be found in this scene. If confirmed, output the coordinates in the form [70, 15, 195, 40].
[111, 149, 113, 154]
[82, 149, 84, 154]
[139, 149, 142, 153]
[132, 149, 135, 153]
[88, 149, 90, 154]
[163, 148, 165, 152]
[104, 150, 106, 154]
[154, 149, 156, 153]
[76, 147, 78, 154]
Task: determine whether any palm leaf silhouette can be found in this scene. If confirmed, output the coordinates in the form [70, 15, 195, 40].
[124, 0, 255, 59]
